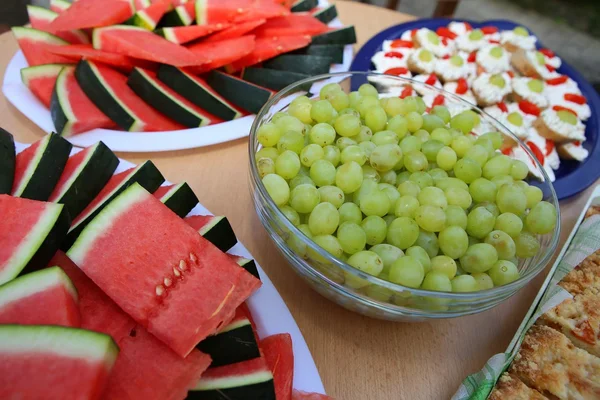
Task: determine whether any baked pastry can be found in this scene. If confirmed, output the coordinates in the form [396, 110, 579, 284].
[476, 45, 511, 74]
[585, 206, 600, 220]
[413, 28, 454, 58]
[472, 73, 512, 107]
[512, 49, 558, 80]
[533, 108, 586, 143]
[500, 26, 537, 52]
[407, 49, 436, 74]
[557, 142, 589, 162]
[489, 373, 548, 400]
[512, 77, 548, 109]
[559, 250, 600, 296]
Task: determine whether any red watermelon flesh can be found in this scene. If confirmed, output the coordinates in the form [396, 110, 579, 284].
[11, 140, 43, 196]
[227, 34, 311, 72]
[0, 266, 80, 327]
[292, 391, 333, 400]
[93, 25, 205, 67]
[159, 23, 230, 44]
[233, 0, 291, 23]
[152, 183, 176, 200]
[47, 44, 139, 72]
[261, 333, 294, 400]
[252, 14, 329, 37]
[12, 27, 74, 67]
[204, 18, 265, 42]
[195, 0, 254, 25]
[27, 5, 90, 45]
[134, 0, 152, 9]
[50, 0, 72, 14]
[172, 0, 188, 5]
[186, 35, 255, 73]
[67, 183, 262, 357]
[52, 251, 212, 400]
[20, 63, 67, 108]
[48, 0, 134, 32]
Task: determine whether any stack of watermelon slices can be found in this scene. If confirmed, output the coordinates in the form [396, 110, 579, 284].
[0, 129, 331, 400]
[15, 0, 355, 137]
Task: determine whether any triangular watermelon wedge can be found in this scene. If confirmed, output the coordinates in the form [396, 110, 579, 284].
[261, 333, 294, 400]
[21, 63, 69, 108]
[46, 44, 140, 72]
[12, 27, 73, 67]
[156, 23, 230, 44]
[130, 0, 171, 30]
[0, 266, 80, 327]
[252, 13, 329, 37]
[161, 1, 195, 27]
[195, 0, 252, 25]
[48, 0, 135, 32]
[27, 5, 89, 45]
[204, 18, 264, 42]
[226, 34, 311, 72]
[233, 0, 291, 23]
[186, 35, 255, 73]
[50, 0, 71, 14]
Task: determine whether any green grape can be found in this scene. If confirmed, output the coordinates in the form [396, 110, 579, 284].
[381, 170, 397, 185]
[422, 114, 445, 133]
[422, 140, 445, 162]
[491, 174, 513, 188]
[480, 132, 503, 150]
[460, 243, 498, 273]
[418, 186, 447, 209]
[336, 161, 364, 193]
[430, 128, 452, 145]
[308, 202, 339, 235]
[445, 187, 472, 209]
[453, 158, 482, 184]
[524, 186, 543, 209]
[421, 271, 452, 292]
[271, 111, 288, 123]
[515, 232, 540, 258]
[309, 123, 336, 146]
[277, 131, 305, 154]
[484, 230, 516, 260]
[348, 91, 362, 108]
[322, 145, 341, 167]
[472, 272, 494, 290]
[513, 26, 529, 36]
[274, 150, 301, 179]
[310, 159, 336, 187]
[466, 207, 496, 239]
[280, 205, 300, 226]
[416, 229, 440, 258]
[341, 145, 367, 166]
[469, 29, 484, 40]
[400, 136, 422, 155]
[496, 184, 527, 214]
[386, 217, 419, 249]
[557, 110, 578, 125]
[489, 74, 506, 89]
[435, 177, 469, 192]
[482, 154, 513, 179]
[450, 111, 476, 134]
[409, 171, 433, 189]
[494, 212, 523, 238]
[291, 95, 311, 107]
[287, 223, 311, 257]
[488, 260, 520, 286]
[469, 178, 497, 203]
[468, 235, 481, 247]
[525, 201, 557, 234]
[337, 222, 367, 255]
[339, 107, 360, 118]
[436, 146, 458, 171]
[336, 137, 357, 151]
[382, 214, 395, 227]
[403, 97, 420, 114]
[318, 186, 345, 208]
[415, 205, 446, 232]
[358, 83, 379, 98]
[255, 147, 279, 162]
[354, 179, 377, 207]
[438, 226, 469, 258]
[378, 183, 400, 206]
[513, 180, 528, 191]
[357, 96, 380, 118]
[404, 151, 429, 173]
[489, 46, 504, 59]
[358, 141, 377, 159]
[507, 112, 523, 127]
[432, 106, 451, 124]
[371, 244, 404, 275]
[396, 171, 411, 185]
[263, 174, 290, 206]
[275, 115, 305, 135]
[361, 215, 388, 246]
[289, 175, 314, 190]
[338, 202, 362, 225]
[413, 129, 430, 143]
[289, 184, 320, 213]
[431, 256, 456, 279]
[383, 97, 404, 117]
[370, 144, 403, 172]
[362, 165, 381, 182]
[310, 234, 344, 263]
[395, 195, 420, 218]
[334, 114, 361, 137]
[429, 168, 448, 181]
[257, 157, 275, 178]
[360, 189, 391, 217]
[387, 115, 409, 139]
[445, 205, 468, 229]
[464, 145, 489, 167]
[510, 159, 529, 180]
[389, 256, 424, 288]
[320, 83, 342, 98]
[406, 246, 431, 274]
[257, 122, 282, 147]
[300, 143, 325, 167]
[451, 275, 478, 292]
[288, 102, 313, 124]
[372, 130, 399, 146]
[310, 100, 335, 123]
[451, 136, 473, 158]
[406, 111, 423, 133]
[328, 90, 350, 111]
[355, 126, 373, 143]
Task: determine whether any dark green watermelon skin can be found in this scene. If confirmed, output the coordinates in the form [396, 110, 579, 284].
[293, 44, 344, 64]
[186, 380, 276, 400]
[206, 71, 272, 115]
[290, 0, 317, 12]
[241, 68, 309, 92]
[201, 216, 237, 253]
[19, 134, 73, 202]
[263, 55, 332, 76]
[196, 323, 260, 367]
[313, 4, 338, 24]
[312, 26, 357, 45]
[237, 258, 259, 280]
[0, 128, 15, 195]
[161, 183, 199, 218]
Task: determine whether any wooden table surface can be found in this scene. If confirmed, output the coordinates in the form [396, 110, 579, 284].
[1, 2, 598, 399]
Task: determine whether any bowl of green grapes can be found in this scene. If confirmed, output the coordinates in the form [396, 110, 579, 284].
[249, 72, 560, 320]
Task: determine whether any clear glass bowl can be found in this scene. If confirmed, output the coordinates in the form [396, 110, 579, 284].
[248, 72, 561, 321]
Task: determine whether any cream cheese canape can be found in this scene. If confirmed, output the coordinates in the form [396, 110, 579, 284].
[557, 142, 589, 161]
[434, 54, 470, 82]
[472, 73, 512, 107]
[413, 28, 454, 58]
[500, 26, 537, 52]
[533, 108, 586, 143]
[407, 49, 436, 74]
[511, 77, 548, 109]
[455, 28, 488, 52]
[476, 45, 511, 74]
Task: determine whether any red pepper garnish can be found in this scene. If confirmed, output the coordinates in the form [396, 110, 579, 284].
[488, 39, 500, 44]
[539, 48, 555, 58]
[574, 141, 581, 146]
[425, 73, 438, 86]
[442, 54, 450, 59]
[552, 105, 577, 116]
[526, 141, 545, 164]
[436, 27, 458, 39]
[546, 75, 568, 85]
[384, 51, 404, 59]
[390, 39, 414, 48]
[464, 22, 473, 31]
[572, 320, 596, 345]
[467, 51, 477, 63]
[455, 78, 468, 95]
[501, 147, 513, 156]
[432, 94, 445, 107]
[481, 26, 498, 34]
[546, 64, 556, 72]
[441, 37, 449, 46]
[410, 29, 418, 38]
[384, 67, 409, 76]
[545, 139, 555, 156]
[519, 100, 541, 116]
[497, 102, 508, 113]
[564, 93, 586, 105]
[506, 70, 515, 78]
[400, 85, 413, 99]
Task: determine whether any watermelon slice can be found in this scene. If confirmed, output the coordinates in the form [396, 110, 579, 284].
[48, 142, 119, 219]
[242, 67, 309, 91]
[48, 0, 135, 32]
[51, 251, 212, 400]
[21, 64, 68, 107]
[312, 5, 337, 24]
[67, 183, 261, 357]
[153, 182, 198, 218]
[204, 18, 264, 42]
[229, 254, 260, 280]
[75, 60, 185, 131]
[156, 23, 229, 44]
[46, 44, 140, 72]
[226, 34, 311, 72]
[27, 5, 90, 45]
[66, 160, 165, 247]
[189, 357, 276, 399]
[186, 35, 255, 73]
[195, 0, 253, 25]
[0, 266, 79, 327]
[50, 0, 72, 14]
[12, 27, 73, 67]
[185, 214, 237, 252]
[290, 0, 317, 12]
[51, 65, 116, 137]
[312, 26, 357, 45]
[0, 325, 118, 400]
[161, 2, 195, 26]
[206, 70, 274, 114]
[0, 129, 15, 195]
[233, 0, 291, 23]
[292, 391, 333, 400]
[130, 0, 171, 30]
[134, 0, 152, 9]
[0, 196, 69, 285]
[12, 134, 72, 201]
[261, 334, 294, 400]
[93, 25, 205, 66]
[264, 54, 332, 75]
[252, 14, 329, 37]
[127, 68, 219, 127]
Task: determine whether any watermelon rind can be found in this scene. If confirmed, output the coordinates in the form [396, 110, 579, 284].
[311, 25, 357, 45]
[12, 26, 69, 47]
[155, 182, 199, 218]
[161, 4, 194, 26]
[187, 215, 237, 252]
[264, 54, 332, 76]
[290, 0, 318, 12]
[193, 371, 275, 391]
[127, 68, 212, 128]
[312, 4, 338, 24]
[51, 65, 85, 137]
[196, 317, 260, 368]
[75, 60, 145, 131]
[242, 68, 309, 91]
[20, 63, 68, 91]
[27, 5, 89, 45]
[157, 65, 241, 121]
[0, 128, 15, 195]
[194, 0, 208, 25]
[293, 44, 344, 64]
[48, 142, 119, 220]
[0, 266, 78, 310]
[132, 10, 159, 30]
[50, 0, 72, 13]
[206, 71, 272, 115]
[233, 257, 260, 280]
[12, 134, 73, 201]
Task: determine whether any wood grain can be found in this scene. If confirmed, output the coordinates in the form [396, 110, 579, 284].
[1, 3, 598, 398]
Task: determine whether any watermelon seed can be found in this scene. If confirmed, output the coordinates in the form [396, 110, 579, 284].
[173, 267, 181, 278]
[189, 252, 198, 263]
[237, 8, 243, 13]
[164, 277, 173, 287]
[156, 284, 165, 297]
[179, 260, 188, 271]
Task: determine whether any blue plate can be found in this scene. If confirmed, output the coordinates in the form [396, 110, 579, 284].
[350, 18, 600, 199]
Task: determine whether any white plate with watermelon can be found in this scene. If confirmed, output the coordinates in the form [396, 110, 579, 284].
[2, 0, 354, 153]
